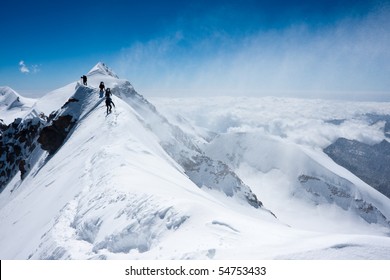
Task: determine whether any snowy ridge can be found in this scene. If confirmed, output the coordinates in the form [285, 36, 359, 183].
[48, 83, 106, 129]
[87, 62, 119, 79]
[96, 73, 265, 209]
[1, 64, 390, 259]
[22, 103, 213, 259]
[0, 86, 36, 124]
[0, 64, 273, 259]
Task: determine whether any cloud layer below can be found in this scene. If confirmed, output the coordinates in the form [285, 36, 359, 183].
[152, 96, 390, 149]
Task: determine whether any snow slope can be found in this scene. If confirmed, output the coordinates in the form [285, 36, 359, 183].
[0, 86, 36, 124]
[1, 64, 390, 260]
[205, 132, 390, 233]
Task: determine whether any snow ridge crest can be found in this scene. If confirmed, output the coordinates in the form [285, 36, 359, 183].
[88, 62, 119, 79]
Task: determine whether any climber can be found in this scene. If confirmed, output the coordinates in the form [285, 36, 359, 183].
[105, 88, 115, 114]
[81, 75, 87, 86]
[99, 81, 105, 92]
[105, 87, 112, 97]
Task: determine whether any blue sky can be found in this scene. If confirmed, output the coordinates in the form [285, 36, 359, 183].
[1, 0, 390, 100]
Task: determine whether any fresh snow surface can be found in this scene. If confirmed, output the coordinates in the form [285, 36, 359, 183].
[1, 64, 390, 260]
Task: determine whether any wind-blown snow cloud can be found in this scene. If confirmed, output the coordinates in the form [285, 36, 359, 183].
[115, 3, 390, 101]
[19, 60, 40, 74]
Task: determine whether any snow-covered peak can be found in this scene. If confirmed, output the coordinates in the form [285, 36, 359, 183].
[87, 62, 119, 79]
[0, 86, 36, 124]
[0, 86, 31, 109]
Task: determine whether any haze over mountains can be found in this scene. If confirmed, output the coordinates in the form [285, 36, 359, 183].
[1, 63, 389, 259]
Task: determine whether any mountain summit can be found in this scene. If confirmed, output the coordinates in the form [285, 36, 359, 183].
[1, 63, 390, 259]
[87, 62, 119, 79]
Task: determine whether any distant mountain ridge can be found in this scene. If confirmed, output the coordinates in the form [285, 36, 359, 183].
[324, 138, 390, 199]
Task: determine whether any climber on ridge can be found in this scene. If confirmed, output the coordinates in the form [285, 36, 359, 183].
[105, 87, 112, 98]
[99, 81, 105, 92]
[105, 88, 115, 114]
[81, 75, 87, 86]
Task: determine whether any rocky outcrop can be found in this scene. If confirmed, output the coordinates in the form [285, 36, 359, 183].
[38, 115, 75, 154]
[182, 154, 263, 208]
[324, 138, 390, 199]
[385, 121, 390, 137]
[0, 116, 45, 188]
[37, 91, 88, 155]
[364, 113, 390, 137]
[1, 83, 97, 189]
[298, 174, 390, 227]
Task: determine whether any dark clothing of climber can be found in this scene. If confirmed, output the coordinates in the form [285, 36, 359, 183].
[105, 88, 112, 98]
[105, 88, 114, 113]
[105, 97, 115, 114]
[81, 75, 87, 85]
[99, 82, 105, 92]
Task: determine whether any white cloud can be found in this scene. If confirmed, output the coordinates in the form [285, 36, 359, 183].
[31, 64, 40, 73]
[152, 96, 390, 149]
[19, 60, 40, 74]
[19, 60, 30, 73]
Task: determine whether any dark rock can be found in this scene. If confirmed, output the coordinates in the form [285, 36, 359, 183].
[19, 160, 26, 179]
[0, 119, 7, 132]
[324, 119, 345, 125]
[0, 117, 45, 189]
[299, 174, 389, 226]
[324, 138, 390, 199]
[385, 121, 390, 137]
[38, 126, 65, 154]
[182, 154, 263, 209]
[38, 115, 74, 155]
[364, 114, 390, 137]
